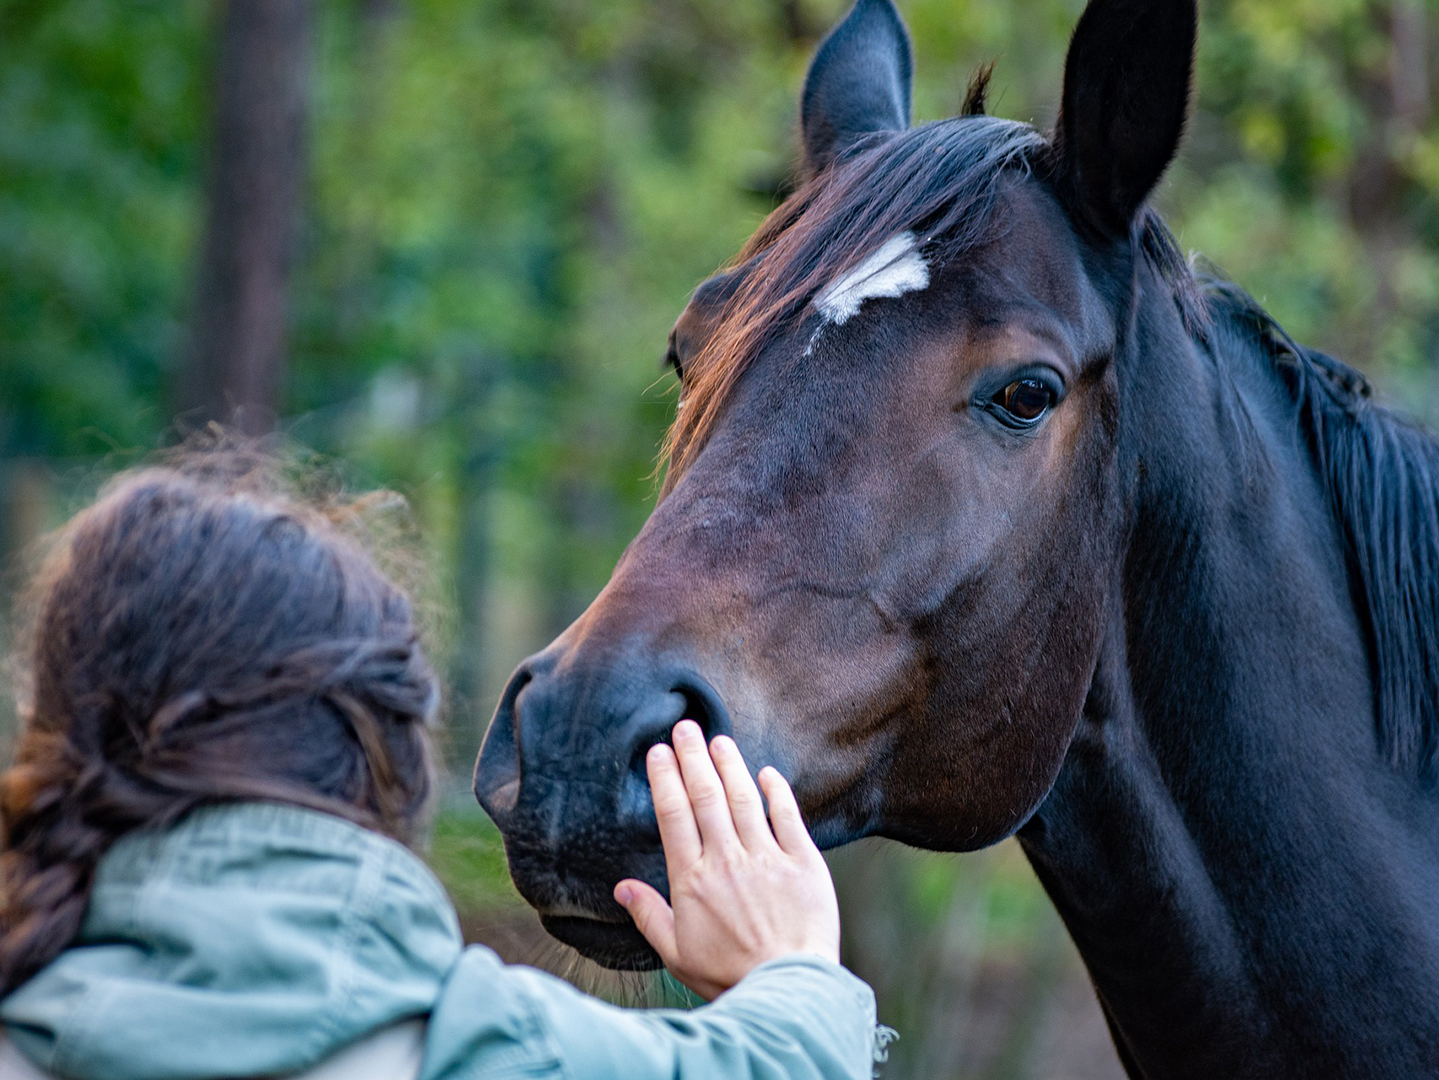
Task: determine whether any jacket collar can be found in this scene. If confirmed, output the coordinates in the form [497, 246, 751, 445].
[1, 802, 463, 1080]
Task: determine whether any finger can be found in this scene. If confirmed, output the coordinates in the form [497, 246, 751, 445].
[671, 720, 740, 854]
[758, 765, 816, 856]
[709, 736, 772, 850]
[647, 742, 701, 870]
[614, 880, 677, 964]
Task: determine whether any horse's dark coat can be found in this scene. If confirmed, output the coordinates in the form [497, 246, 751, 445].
[1022, 261, 1439, 1076]
[476, 1, 1439, 1075]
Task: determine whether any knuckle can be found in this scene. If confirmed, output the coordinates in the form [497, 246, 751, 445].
[728, 788, 759, 809]
[774, 801, 802, 823]
[710, 844, 741, 872]
[688, 783, 724, 808]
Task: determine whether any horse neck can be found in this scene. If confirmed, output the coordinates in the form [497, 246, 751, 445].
[1018, 281, 1439, 1079]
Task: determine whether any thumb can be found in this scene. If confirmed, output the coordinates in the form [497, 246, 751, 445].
[614, 879, 678, 963]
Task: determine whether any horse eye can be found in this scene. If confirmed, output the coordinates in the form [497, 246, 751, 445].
[664, 331, 684, 381]
[995, 378, 1055, 424]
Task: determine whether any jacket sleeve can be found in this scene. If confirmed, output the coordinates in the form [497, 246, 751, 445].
[420, 945, 878, 1080]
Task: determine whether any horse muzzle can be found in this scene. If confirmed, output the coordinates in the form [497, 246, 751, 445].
[473, 645, 732, 969]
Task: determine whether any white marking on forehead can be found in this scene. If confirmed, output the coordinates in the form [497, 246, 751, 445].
[814, 231, 930, 326]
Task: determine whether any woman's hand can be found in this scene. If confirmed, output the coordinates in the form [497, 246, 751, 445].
[613, 719, 841, 1001]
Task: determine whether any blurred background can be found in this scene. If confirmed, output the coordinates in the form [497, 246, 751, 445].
[3, 0, 1439, 1076]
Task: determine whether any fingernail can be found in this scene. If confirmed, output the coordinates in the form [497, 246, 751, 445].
[647, 743, 669, 763]
[614, 884, 632, 906]
[673, 720, 700, 743]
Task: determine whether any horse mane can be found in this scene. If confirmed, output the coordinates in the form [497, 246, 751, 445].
[657, 65, 1439, 779]
[1206, 281, 1439, 782]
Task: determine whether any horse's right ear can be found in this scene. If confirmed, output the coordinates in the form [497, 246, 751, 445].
[801, 0, 913, 178]
[1054, 0, 1197, 240]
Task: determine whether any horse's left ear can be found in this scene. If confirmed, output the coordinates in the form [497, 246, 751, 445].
[1054, 0, 1197, 239]
[801, 0, 913, 177]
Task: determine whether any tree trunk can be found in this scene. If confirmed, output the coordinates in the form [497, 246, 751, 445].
[449, 352, 499, 771]
[178, 0, 312, 435]
[1347, 1, 1428, 334]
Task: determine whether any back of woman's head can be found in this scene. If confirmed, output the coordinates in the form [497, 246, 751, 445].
[0, 456, 438, 995]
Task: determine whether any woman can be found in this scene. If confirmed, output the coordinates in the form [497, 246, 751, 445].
[0, 459, 878, 1079]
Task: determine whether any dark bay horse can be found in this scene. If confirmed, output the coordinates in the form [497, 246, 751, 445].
[475, 0, 1439, 1075]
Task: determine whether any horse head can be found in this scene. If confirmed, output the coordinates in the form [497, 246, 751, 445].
[476, 0, 1197, 969]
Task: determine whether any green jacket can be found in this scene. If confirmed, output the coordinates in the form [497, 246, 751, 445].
[0, 802, 879, 1080]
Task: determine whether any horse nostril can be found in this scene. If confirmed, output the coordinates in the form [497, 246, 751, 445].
[625, 675, 734, 785]
[475, 663, 532, 825]
[675, 680, 732, 743]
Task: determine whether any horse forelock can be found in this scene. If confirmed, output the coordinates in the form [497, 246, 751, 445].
[659, 110, 1206, 495]
[659, 114, 1046, 493]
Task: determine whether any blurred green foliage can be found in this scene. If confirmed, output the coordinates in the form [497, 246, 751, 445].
[3, 2, 1439, 1076]
[427, 795, 526, 916]
[0, 0, 206, 455]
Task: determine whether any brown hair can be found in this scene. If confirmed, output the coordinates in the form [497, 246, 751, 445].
[0, 454, 438, 996]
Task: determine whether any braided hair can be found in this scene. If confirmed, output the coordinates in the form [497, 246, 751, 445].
[0, 459, 438, 996]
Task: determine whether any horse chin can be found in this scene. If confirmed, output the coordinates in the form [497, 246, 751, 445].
[540, 914, 662, 971]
